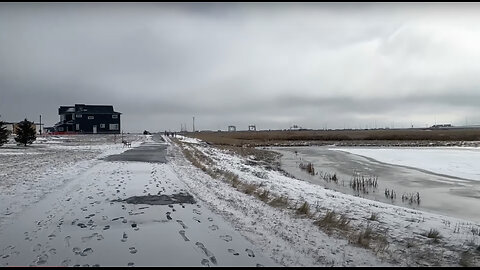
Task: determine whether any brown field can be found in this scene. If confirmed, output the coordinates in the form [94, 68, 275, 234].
[182, 128, 480, 147]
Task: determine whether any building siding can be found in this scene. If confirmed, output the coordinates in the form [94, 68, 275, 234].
[54, 104, 121, 134]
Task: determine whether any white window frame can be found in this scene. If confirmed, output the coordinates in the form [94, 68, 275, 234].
[76, 124, 80, 130]
[76, 114, 82, 118]
[109, 124, 119, 130]
[100, 124, 105, 128]
[88, 116, 94, 120]
[112, 114, 118, 119]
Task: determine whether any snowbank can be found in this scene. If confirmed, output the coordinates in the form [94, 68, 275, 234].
[167, 136, 480, 266]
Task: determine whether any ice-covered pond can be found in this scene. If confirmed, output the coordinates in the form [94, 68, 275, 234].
[272, 146, 480, 223]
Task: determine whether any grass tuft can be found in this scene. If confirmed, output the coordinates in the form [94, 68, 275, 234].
[296, 201, 311, 216]
[426, 228, 442, 242]
[269, 195, 289, 208]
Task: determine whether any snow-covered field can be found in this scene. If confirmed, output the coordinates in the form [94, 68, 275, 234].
[1, 134, 479, 266]
[331, 147, 480, 181]
[0, 134, 145, 230]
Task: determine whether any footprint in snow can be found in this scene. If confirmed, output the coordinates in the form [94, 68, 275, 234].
[61, 259, 71, 266]
[208, 225, 219, 231]
[32, 243, 42, 252]
[245, 249, 255, 257]
[35, 254, 48, 265]
[195, 242, 217, 265]
[72, 247, 81, 255]
[219, 235, 232, 242]
[201, 259, 210, 266]
[80, 248, 93, 256]
[64, 236, 71, 247]
[228, 249, 239, 256]
[179, 230, 190, 241]
[176, 220, 188, 229]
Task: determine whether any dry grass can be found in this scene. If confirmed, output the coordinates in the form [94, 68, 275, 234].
[242, 183, 258, 195]
[425, 228, 443, 243]
[256, 189, 270, 202]
[268, 195, 290, 208]
[368, 212, 379, 221]
[459, 251, 475, 267]
[183, 128, 480, 147]
[296, 201, 311, 216]
[356, 226, 373, 248]
[314, 210, 351, 233]
[353, 227, 390, 253]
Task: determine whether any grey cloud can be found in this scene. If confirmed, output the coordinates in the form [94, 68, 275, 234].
[1, 3, 480, 131]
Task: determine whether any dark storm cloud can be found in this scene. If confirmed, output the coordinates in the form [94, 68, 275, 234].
[1, 2, 480, 131]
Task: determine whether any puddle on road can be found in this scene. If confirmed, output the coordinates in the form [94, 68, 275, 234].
[113, 193, 196, 205]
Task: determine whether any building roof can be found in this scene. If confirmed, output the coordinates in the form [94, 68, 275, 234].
[59, 104, 121, 115]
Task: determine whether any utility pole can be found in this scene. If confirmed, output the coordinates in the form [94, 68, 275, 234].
[39, 115, 42, 135]
[192, 116, 195, 132]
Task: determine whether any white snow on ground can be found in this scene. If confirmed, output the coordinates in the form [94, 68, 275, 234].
[1, 134, 480, 266]
[175, 135, 202, 144]
[167, 136, 480, 266]
[331, 147, 480, 181]
[0, 134, 148, 229]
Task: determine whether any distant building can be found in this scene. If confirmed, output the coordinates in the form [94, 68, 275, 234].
[54, 104, 121, 134]
[431, 124, 452, 129]
[44, 127, 55, 133]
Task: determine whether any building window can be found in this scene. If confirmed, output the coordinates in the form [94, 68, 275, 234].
[58, 127, 64, 131]
[76, 114, 82, 118]
[100, 124, 105, 128]
[109, 124, 119, 130]
[76, 124, 80, 130]
[88, 116, 94, 120]
[112, 114, 118, 119]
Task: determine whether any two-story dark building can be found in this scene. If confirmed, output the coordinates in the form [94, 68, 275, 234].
[54, 104, 121, 134]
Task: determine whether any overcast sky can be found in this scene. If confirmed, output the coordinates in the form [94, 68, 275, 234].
[1, 2, 480, 132]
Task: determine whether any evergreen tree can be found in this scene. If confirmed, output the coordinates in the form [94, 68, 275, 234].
[0, 121, 9, 146]
[14, 118, 36, 146]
